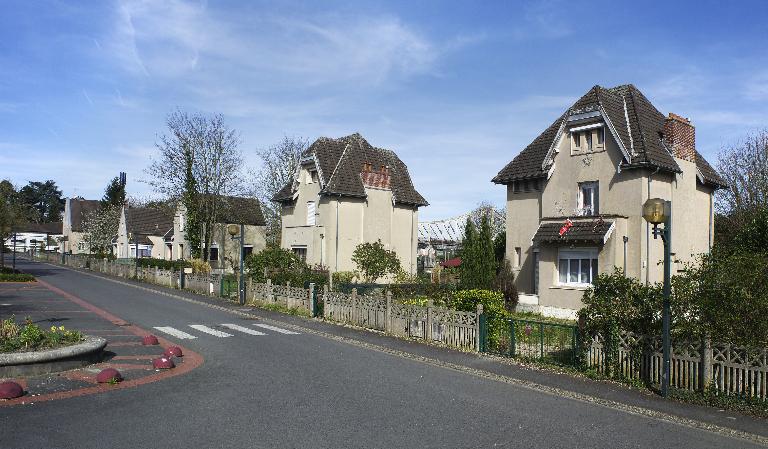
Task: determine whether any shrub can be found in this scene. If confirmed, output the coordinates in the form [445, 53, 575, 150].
[494, 260, 518, 312]
[189, 258, 211, 274]
[332, 271, 357, 285]
[352, 240, 401, 283]
[136, 258, 191, 271]
[452, 289, 508, 348]
[245, 246, 304, 284]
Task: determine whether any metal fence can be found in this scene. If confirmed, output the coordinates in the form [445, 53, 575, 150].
[487, 319, 579, 365]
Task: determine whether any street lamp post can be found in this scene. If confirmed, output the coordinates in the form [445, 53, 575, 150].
[227, 223, 245, 305]
[642, 198, 672, 397]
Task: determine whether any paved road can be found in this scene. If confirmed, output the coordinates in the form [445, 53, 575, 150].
[2, 260, 764, 449]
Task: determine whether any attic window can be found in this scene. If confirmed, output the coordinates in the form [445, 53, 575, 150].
[571, 123, 605, 155]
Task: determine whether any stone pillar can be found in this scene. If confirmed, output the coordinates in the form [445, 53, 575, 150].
[385, 291, 392, 333]
[351, 288, 358, 325]
[476, 303, 484, 352]
[426, 300, 434, 341]
[308, 283, 315, 317]
[266, 279, 273, 303]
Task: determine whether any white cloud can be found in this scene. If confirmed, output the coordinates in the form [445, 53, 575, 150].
[108, 1, 452, 87]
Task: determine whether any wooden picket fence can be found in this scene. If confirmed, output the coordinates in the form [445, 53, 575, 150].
[321, 287, 482, 351]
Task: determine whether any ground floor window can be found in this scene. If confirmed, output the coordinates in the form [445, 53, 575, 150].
[292, 246, 307, 262]
[558, 249, 598, 287]
[209, 247, 219, 261]
[243, 246, 253, 258]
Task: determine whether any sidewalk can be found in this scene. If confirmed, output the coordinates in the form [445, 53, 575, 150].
[51, 260, 768, 442]
[0, 279, 202, 406]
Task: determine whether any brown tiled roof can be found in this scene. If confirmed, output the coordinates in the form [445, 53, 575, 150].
[69, 199, 101, 232]
[694, 151, 728, 188]
[126, 207, 174, 237]
[533, 219, 614, 245]
[273, 133, 428, 207]
[16, 222, 63, 234]
[215, 196, 266, 226]
[492, 84, 724, 188]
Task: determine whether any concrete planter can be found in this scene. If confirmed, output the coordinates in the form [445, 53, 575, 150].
[0, 336, 107, 377]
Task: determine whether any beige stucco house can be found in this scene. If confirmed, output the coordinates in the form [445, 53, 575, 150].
[115, 196, 267, 273]
[493, 84, 726, 318]
[273, 133, 428, 277]
[61, 197, 100, 254]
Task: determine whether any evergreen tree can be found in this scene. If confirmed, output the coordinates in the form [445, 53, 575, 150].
[476, 213, 497, 289]
[459, 217, 478, 289]
[101, 176, 127, 208]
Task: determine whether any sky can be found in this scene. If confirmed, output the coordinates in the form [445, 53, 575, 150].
[1, 0, 767, 221]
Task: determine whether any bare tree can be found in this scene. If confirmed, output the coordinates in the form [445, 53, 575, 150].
[145, 110, 244, 261]
[250, 135, 308, 245]
[716, 129, 768, 220]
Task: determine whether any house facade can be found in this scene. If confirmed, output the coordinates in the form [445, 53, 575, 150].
[273, 133, 428, 277]
[170, 196, 268, 271]
[493, 84, 726, 318]
[61, 197, 100, 254]
[115, 206, 175, 259]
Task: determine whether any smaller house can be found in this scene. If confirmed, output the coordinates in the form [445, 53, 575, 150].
[61, 197, 100, 254]
[273, 133, 428, 277]
[188, 196, 268, 271]
[114, 206, 175, 259]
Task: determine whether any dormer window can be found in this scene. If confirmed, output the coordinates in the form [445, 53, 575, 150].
[570, 123, 605, 154]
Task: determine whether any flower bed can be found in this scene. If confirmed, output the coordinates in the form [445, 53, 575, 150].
[1, 317, 83, 353]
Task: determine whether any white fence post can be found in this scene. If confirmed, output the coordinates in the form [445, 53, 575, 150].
[351, 288, 358, 325]
[308, 283, 315, 317]
[475, 303, 483, 352]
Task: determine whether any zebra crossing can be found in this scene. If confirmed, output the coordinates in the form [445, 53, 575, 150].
[153, 323, 299, 340]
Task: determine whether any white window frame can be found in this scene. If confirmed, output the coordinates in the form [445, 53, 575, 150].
[577, 181, 599, 216]
[558, 249, 598, 287]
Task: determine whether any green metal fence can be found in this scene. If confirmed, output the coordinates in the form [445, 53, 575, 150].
[487, 319, 580, 365]
[220, 276, 239, 300]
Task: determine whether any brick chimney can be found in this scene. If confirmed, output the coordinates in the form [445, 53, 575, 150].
[664, 112, 696, 163]
[360, 163, 391, 189]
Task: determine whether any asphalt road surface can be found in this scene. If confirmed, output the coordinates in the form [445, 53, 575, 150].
[2, 260, 764, 449]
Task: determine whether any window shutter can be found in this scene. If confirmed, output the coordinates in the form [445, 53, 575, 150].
[306, 201, 316, 226]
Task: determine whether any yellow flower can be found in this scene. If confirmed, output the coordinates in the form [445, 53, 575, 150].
[51, 326, 57, 332]
[59, 326, 65, 331]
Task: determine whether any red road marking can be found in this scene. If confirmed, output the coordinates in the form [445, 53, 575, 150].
[0, 278, 204, 407]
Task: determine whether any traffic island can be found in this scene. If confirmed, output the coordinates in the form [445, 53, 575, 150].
[0, 336, 107, 377]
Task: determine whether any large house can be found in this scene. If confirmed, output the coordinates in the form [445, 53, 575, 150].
[115, 196, 267, 272]
[61, 197, 100, 254]
[493, 84, 726, 318]
[273, 133, 428, 276]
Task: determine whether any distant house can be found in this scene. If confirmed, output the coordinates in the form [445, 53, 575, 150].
[114, 206, 174, 259]
[3, 222, 63, 252]
[61, 197, 100, 254]
[493, 84, 726, 318]
[273, 133, 428, 277]
[164, 196, 266, 271]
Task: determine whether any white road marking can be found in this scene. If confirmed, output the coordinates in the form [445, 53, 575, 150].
[189, 324, 233, 338]
[154, 326, 197, 339]
[252, 323, 299, 334]
[220, 323, 266, 336]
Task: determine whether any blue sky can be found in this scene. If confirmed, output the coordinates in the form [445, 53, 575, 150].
[1, 0, 767, 220]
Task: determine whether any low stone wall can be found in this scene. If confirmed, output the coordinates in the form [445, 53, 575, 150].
[0, 336, 107, 377]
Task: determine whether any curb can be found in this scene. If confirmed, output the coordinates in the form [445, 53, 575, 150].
[0, 336, 107, 377]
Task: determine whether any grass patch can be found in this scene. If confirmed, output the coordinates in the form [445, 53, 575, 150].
[1, 316, 84, 353]
[669, 387, 768, 419]
[508, 310, 576, 325]
[0, 266, 35, 282]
